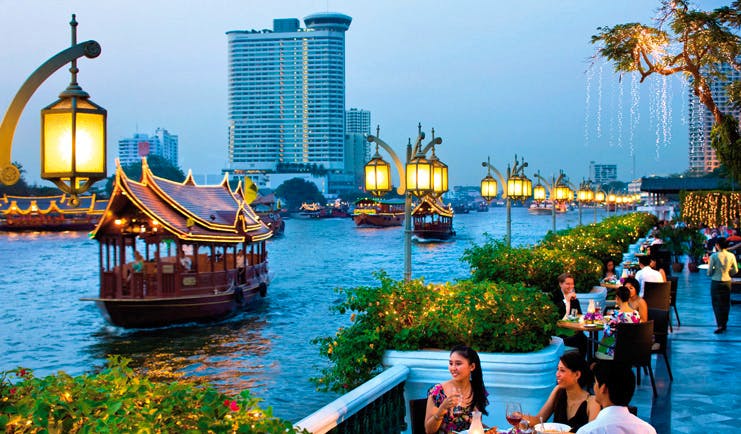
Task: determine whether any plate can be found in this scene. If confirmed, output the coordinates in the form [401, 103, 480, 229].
[698, 263, 709, 269]
[583, 323, 601, 328]
[535, 422, 571, 433]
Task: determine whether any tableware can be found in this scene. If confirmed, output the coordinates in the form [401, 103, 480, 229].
[534, 422, 571, 433]
[452, 387, 465, 417]
[505, 402, 523, 433]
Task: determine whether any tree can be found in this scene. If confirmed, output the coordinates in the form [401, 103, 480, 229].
[104, 155, 186, 194]
[274, 177, 326, 211]
[592, 0, 741, 180]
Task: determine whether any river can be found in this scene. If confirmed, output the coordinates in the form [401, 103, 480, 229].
[0, 206, 605, 421]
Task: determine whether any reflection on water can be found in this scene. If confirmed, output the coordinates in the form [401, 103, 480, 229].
[0, 208, 606, 421]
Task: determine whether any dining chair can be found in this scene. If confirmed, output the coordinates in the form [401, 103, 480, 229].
[643, 281, 671, 311]
[668, 276, 680, 330]
[648, 308, 674, 382]
[596, 321, 657, 396]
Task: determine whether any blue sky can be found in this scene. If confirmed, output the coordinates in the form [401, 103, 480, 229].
[0, 0, 728, 188]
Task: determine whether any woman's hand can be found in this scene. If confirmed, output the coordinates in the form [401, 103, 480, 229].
[439, 391, 461, 413]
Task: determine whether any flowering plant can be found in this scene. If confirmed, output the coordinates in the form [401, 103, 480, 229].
[583, 312, 603, 322]
[0, 356, 308, 433]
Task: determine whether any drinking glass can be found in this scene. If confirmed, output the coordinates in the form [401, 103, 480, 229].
[452, 387, 464, 418]
[594, 301, 602, 316]
[505, 402, 523, 433]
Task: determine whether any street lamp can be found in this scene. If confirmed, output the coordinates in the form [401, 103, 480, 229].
[480, 155, 531, 247]
[365, 124, 446, 281]
[533, 170, 571, 234]
[0, 15, 105, 206]
[576, 179, 595, 226]
[593, 187, 606, 223]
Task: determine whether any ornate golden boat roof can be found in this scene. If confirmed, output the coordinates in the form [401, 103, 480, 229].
[411, 195, 454, 218]
[0, 193, 106, 216]
[91, 159, 272, 243]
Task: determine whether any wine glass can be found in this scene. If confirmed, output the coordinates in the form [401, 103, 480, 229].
[505, 402, 523, 433]
[452, 387, 464, 418]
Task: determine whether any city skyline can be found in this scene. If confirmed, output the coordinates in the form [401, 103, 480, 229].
[0, 0, 728, 189]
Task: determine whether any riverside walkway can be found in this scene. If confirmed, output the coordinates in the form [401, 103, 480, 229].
[632, 267, 740, 433]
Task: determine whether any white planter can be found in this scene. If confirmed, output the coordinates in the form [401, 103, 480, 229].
[382, 337, 564, 432]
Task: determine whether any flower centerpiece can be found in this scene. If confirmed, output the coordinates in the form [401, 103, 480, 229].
[582, 311, 603, 324]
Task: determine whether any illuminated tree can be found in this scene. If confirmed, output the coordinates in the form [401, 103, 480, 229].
[592, 0, 741, 179]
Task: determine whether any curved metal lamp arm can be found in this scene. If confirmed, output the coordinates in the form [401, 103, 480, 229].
[534, 172, 554, 194]
[481, 161, 508, 198]
[367, 135, 407, 195]
[0, 40, 101, 185]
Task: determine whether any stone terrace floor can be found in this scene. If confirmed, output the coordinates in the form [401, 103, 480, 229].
[630, 267, 741, 433]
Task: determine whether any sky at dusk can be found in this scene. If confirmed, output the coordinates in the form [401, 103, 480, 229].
[0, 0, 729, 188]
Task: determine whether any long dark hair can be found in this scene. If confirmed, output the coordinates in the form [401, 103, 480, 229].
[450, 345, 489, 415]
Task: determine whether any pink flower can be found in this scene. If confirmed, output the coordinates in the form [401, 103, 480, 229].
[229, 400, 240, 412]
[9, 388, 16, 395]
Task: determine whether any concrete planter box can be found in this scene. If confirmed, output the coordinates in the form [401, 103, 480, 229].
[382, 337, 564, 431]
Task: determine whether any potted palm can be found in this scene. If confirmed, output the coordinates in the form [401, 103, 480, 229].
[686, 228, 707, 272]
[659, 224, 688, 272]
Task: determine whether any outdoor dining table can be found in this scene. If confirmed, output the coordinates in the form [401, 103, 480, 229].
[557, 316, 608, 362]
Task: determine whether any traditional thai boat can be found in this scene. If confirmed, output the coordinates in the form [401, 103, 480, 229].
[528, 200, 568, 215]
[251, 193, 285, 236]
[81, 159, 273, 328]
[0, 194, 106, 232]
[352, 197, 405, 227]
[411, 195, 455, 242]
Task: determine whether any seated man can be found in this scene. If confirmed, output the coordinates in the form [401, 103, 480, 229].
[634, 255, 663, 297]
[552, 272, 588, 356]
[576, 362, 657, 433]
[179, 250, 192, 271]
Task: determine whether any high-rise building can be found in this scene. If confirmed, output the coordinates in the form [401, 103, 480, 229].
[118, 128, 179, 167]
[688, 62, 741, 174]
[343, 108, 371, 189]
[589, 161, 617, 184]
[226, 13, 352, 175]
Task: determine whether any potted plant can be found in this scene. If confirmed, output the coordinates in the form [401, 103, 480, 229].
[659, 224, 688, 272]
[686, 227, 707, 272]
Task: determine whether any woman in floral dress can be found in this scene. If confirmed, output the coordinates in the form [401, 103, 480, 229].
[424, 345, 489, 433]
[597, 286, 641, 358]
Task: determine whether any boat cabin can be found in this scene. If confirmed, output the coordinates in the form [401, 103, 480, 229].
[85, 159, 273, 328]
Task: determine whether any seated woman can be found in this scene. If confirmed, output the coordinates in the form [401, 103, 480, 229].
[132, 251, 144, 273]
[597, 286, 641, 359]
[525, 351, 599, 432]
[602, 259, 617, 282]
[622, 277, 647, 323]
[425, 345, 489, 434]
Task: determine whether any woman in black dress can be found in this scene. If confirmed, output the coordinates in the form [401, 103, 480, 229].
[525, 351, 599, 432]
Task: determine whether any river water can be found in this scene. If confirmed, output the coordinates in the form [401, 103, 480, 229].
[0, 206, 605, 421]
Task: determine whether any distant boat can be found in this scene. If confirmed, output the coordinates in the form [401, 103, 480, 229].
[452, 201, 470, 214]
[297, 201, 351, 219]
[528, 200, 568, 215]
[297, 202, 323, 219]
[0, 193, 106, 232]
[251, 193, 285, 236]
[352, 197, 405, 227]
[412, 196, 455, 242]
[81, 159, 272, 328]
[476, 201, 489, 212]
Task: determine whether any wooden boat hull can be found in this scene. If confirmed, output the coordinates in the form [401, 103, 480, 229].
[412, 229, 456, 242]
[353, 212, 404, 227]
[82, 282, 267, 328]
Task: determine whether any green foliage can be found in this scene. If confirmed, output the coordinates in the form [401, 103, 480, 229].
[711, 113, 741, 182]
[0, 357, 307, 433]
[463, 237, 602, 294]
[464, 213, 657, 293]
[274, 178, 326, 211]
[312, 273, 558, 392]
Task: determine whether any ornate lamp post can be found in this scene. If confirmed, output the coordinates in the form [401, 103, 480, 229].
[593, 187, 606, 223]
[0, 15, 106, 206]
[576, 179, 595, 226]
[533, 170, 571, 233]
[365, 124, 446, 281]
[480, 155, 531, 247]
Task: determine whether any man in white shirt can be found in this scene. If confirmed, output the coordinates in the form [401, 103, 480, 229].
[576, 362, 657, 434]
[634, 255, 663, 297]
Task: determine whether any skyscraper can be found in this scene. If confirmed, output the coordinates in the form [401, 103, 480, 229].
[118, 128, 179, 167]
[344, 108, 371, 189]
[589, 161, 617, 184]
[688, 62, 741, 174]
[226, 13, 352, 175]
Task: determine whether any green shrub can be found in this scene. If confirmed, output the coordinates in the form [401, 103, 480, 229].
[0, 357, 307, 433]
[312, 272, 559, 392]
[462, 237, 603, 293]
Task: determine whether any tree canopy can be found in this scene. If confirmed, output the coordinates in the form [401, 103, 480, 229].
[274, 178, 326, 211]
[592, 0, 741, 180]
